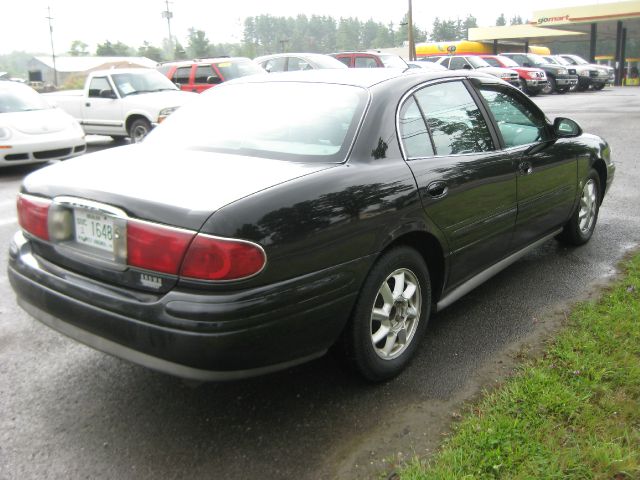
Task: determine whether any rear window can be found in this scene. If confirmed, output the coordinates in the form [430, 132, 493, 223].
[145, 82, 368, 163]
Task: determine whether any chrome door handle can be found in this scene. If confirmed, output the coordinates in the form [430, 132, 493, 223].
[426, 181, 448, 198]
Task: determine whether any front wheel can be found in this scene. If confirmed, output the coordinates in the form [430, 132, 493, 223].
[557, 169, 601, 246]
[128, 118, 151, 144]
[342, 246, 431, 382]
[541, 76, 556, 94]
[594, 83, 606, 91]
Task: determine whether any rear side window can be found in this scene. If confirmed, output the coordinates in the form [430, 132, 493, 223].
[172, 67, 191, 84]
[413, 81, 494, 155]
[336, 57, 351, 67]
[398, 97, 434, 158]
[478, 86, 549, 147]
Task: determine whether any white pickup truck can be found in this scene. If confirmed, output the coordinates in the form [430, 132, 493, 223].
[46, 68, 196, 142]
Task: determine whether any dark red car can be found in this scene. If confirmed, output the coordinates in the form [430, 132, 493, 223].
[330, 52, 408, 69]
[480, 55, 548, 96]
[158, 57, 264, 93]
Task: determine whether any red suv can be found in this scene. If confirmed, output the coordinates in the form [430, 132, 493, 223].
[158, 57, 264, 93]
[330, 52, 408, 69]
[479, 55, 548, 96]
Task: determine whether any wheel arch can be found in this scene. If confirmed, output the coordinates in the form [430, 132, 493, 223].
[377, 230, 446, 305]
[591, 157, 608, 205]
[125, 114, 152, 134]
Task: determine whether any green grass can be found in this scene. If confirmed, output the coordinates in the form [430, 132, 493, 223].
[401, 253, 640, 480]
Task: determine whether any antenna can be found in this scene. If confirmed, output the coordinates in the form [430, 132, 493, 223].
[161, 0, 174, 60]
[45, 6, 58, 86]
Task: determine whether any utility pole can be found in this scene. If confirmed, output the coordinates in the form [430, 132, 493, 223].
[161, 0, 174, 60]
[45, 6, 58, 87]
[408, 0, 416, 61]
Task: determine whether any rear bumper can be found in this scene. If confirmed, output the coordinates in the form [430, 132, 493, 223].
[9, 231, 368, 380]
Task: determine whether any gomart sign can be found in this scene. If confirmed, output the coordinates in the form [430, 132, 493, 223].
[537, 15, 571, 24]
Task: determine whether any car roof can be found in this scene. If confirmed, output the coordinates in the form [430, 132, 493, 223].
[223, 68, 487, 89]
[160, 57, 251, 67]
[255, 53, 333, 60]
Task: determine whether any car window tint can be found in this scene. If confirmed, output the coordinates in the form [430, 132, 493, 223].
[288, 57, 312, 71]
[449, 57, 469, 70]
[336, 57, 351, 67]
[173, 67, 191, 84]
[215, 60, 264, 79]
[478, 86, 549, 148]
[354, 56, 378, 68]
[398, 96, 434, 158]
[88, 77, 112, 98]
[414, 81, 494, 155]
[439, 57, 450, 68]
[194, 65, 213, 83]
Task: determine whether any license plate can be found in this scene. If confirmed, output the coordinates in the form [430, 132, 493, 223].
[74, 209, 115, 252]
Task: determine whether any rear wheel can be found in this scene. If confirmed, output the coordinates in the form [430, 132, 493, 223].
[557, 169, 601, 246]
[128, 118, 151, 144]
[342, 246, 431, 382]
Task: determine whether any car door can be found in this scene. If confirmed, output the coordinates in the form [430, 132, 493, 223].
[473, 81, 578, 248]
[398, 79, 517, 287]
[82, 76, 124, 136]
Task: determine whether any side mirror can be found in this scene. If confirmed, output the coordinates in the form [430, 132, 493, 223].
[99, 89, 116, 99]
[553, 117, 582, 138]
[207, 76, 222, 85]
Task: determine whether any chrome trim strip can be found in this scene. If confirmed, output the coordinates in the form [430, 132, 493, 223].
[18, 298, 327, 382]
[436, 229, 562, 311]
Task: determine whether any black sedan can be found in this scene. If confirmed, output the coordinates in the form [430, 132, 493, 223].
[9, 69, 614, 382]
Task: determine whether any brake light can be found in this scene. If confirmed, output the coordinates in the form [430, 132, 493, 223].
[127, 221, 195, 275]
[17, 194, 51, 241]
[180, 234, 266, 281]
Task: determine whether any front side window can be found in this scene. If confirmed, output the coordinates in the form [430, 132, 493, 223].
[413, 81, 494, 155]
[354, 56, 379, 68]
[449, 57, 470, 70]
[288, 57, 312, 71]
[478, 86, 549, 148]
[88, 77, 113, 98]
[195, 65, 214, 83]
[262, 57, 287, 73]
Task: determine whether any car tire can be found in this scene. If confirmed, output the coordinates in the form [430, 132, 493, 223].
[342, 246, 431, 382]
[128, 118, 151, 144]
[557, 169, 601, 246]
[110, 135, 127, 143]
[557, 87, 570, 94]
[541, 76, 556, 94]
[594, 83, 605, 91]
[525, 87, 539, 97]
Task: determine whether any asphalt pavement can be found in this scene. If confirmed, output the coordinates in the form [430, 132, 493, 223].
[0, 88, 639, 480]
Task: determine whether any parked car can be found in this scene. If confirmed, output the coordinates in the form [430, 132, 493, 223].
[554, 54, 610, 90]
[0, 81, 86, 166]
[330, 51, 408, 68]
[406, 61, 447, 71]
[500, 53, 578, 94]
[434, 55, 521, 88]
[254, 53, 347, 72]
[479, 54, 547, 96]
[158, 57, 265, 93]
[10, 69, 614, 383]
[45, 68, 196, 143]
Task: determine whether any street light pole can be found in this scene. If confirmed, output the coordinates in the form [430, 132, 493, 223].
[408, 0, 416, 61]
[45, 6, 58, 87]
[161, 0, 174, 60]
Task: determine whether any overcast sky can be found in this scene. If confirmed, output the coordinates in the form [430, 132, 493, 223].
[1, 0, 615, 55]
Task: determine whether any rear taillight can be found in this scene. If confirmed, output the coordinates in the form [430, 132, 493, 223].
[127, 220, 195, 275]
[17, 194, 51, 241]
[180, 234, 266, 281]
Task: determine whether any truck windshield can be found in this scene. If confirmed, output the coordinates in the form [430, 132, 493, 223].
[111, 70, 179, 97]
